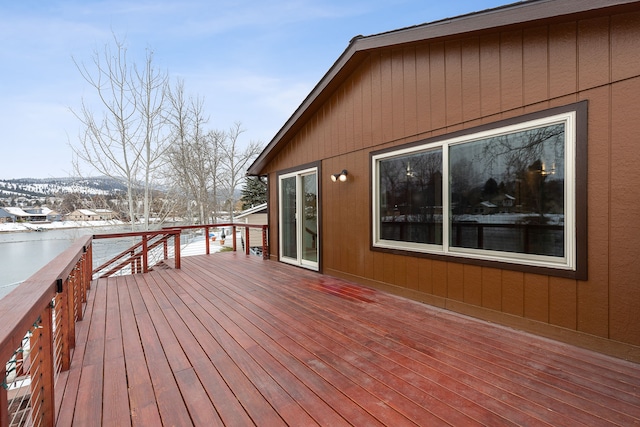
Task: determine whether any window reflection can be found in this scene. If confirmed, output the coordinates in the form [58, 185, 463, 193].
[379, 149, 443, 244]
[449, 124, 565, 256]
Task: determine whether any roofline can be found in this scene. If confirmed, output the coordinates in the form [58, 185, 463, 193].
[235, 202, 268, 219]
[247, 0, 640, 175]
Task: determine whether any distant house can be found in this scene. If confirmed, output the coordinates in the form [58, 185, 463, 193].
[65, 209, 117, 221]
[473, 201, 498, 215]
[235, 203, 268, 254]
[0, 207, 47, 223]
[93, 209, 118, 220]
[502, 194, 516, 212]
[65, 209, 96, 221]
[248, 0, 640, 360]
[23, 206, 61, 222]
[45, 209, 62, 222]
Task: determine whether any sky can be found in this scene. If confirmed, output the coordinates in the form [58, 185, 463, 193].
[0, 0, 511, 179]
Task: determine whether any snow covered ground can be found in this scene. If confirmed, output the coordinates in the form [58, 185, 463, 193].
[180, 234, 233, 256]
[0, 220, 126, 232]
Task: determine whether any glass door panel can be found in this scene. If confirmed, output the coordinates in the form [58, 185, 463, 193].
[281, 176, 297, 260]
[279, 168, 319, 270]
[301, 173, 318, 265]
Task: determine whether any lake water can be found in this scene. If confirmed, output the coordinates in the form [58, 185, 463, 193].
[0, 225, 139, 299]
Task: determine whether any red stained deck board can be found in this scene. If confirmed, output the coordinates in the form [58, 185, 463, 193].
[55, 276, 97, 426]
[163, 267, 395, 427]
[140, 267, 265, 427]
[118, 275, 163, 427]
[252, 279, 617, 425]
[57, 253, 640, 426]
[182, 262, 471, 426]
[189, 260, 519, 426]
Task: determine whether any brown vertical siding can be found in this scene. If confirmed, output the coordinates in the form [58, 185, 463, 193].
[523, 26, 549, 105]
[578, 17, 610, 91]
[549, 276, 577, 330]
[523, 273, 549, 323]
[263, 9, 640, 358]
[481, 268, 502, 311]
[501, 270, 524, 317]
[391, 49, 406, 138]
[405, 257, 420, 291]
[417, 259, 433, 295]
[431, 260, 448, 298]
[548, 22, 577, 98]
[479, 33, 501, 116]
[429, 42, 447, 130]
[461, 37, 481, 121]
[611, 11, 640, 81]
[445, 40, 463, 126]
[610, 78, 640, 346]
[415, 45, 431, 135]
[446, 262, 464, 302]
[500, 30, 524, 111]
[463, 264, 482, 306]
[579, 86, 610, 338]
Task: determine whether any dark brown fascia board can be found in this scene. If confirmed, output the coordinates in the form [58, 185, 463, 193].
[247, 0, 640, 175]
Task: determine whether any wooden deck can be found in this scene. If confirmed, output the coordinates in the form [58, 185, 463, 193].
[56, 253, 640, 426]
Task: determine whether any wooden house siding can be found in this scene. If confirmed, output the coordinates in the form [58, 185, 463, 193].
[259, 5, 640, 360]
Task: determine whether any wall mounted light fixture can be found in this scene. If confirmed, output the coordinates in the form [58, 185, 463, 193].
[331, 169, 348, 182]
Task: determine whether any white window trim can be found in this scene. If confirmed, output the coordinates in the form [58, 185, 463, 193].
[372, 111, 577, 271]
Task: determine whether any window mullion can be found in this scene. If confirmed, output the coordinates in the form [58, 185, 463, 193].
[442, 142, 450, 254]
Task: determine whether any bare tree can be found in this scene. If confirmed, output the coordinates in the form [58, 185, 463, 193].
[135, 47, 171, 229]
[205, 129, 226, 221]
[165, 81, 220, 224]
[70, 34, 170, 230]
[218, 122, 263, 221]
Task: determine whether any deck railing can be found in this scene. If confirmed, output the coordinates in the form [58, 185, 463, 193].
[0, 236, 92, 427]
[0, 222, 267, 426]
[162, 223, 269, 258]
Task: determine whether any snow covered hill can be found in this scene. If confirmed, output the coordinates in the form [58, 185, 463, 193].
[0, 177, 127, 199]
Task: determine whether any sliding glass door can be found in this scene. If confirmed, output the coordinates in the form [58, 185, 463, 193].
[279, 168, 318, 270]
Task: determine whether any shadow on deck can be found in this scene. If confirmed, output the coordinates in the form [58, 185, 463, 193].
[57, 253, 640, 426]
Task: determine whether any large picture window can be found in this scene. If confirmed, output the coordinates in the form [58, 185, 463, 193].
[372, 103, 586, 276]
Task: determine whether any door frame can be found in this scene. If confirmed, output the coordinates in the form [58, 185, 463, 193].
[277, 163, 321, 271]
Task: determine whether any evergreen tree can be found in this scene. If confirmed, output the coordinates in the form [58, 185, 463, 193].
[240, 176, 267, 210]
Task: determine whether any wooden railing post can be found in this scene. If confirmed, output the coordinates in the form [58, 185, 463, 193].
[142, 234, 149, 273]
[85, 244, 92, 290]
[163, 238, 169, 260]
[262, 225, 269, 259]
[129, 250, 135, 274]
[232, 226, 237, 252]
[0, 366, 7, 427]
[174, 232, 181, 269]
[81, 256, 87, 306]
[57, 278, 71, 372]
[74, 268, 83, 323]
[205, 226, 211, 255]
[67, 276, 77, 347]
[30, 307, 55, 427]
[244, 227, 250, 255]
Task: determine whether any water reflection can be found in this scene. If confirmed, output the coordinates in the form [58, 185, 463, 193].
[0, 225, 138, 298]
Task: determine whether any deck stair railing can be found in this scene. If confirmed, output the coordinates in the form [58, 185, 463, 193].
[92, 229, 182, 279]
